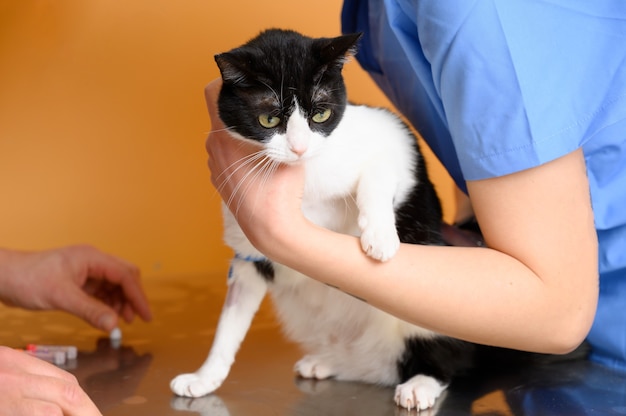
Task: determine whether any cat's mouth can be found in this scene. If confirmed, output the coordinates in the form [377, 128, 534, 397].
[269, 154, 308, 166]
[262, 145, 314, 166]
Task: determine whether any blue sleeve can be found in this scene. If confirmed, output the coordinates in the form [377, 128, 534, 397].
[343, 0, 626, 184]
[343, 0, 467, 192]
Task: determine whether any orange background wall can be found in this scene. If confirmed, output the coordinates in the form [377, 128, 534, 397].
[0, 1, 455, 279]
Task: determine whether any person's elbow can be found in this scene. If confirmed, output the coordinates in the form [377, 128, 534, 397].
[548, 283, 598, 355]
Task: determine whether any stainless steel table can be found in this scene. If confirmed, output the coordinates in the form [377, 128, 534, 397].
[1, 274, 625, 415]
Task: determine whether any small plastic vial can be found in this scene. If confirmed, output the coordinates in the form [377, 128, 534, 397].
[110, 327, 122, 348]
[110, 327, 122, 340]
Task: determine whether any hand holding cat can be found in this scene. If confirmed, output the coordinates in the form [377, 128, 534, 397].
[204, 79, 308, 258]
[0, 245, 152, 332]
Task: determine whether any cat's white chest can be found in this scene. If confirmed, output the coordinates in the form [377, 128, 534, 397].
[301, 194, 360, 236]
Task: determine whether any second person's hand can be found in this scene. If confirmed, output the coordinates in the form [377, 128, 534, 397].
[0, 346, 102, 416]
[0, 245, 152, 332]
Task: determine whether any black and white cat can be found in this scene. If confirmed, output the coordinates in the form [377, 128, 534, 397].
[170, 29, 491, 411]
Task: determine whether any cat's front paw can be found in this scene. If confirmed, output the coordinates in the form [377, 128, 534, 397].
[359, 216, 400, 262]
[294, 355, 335, 380]
[170, 373, 222, 398]
[394, 375, 446, 411]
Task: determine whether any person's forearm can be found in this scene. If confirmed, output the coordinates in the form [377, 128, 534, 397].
[0, 248, 22, 307]
[267, 222, 593, 354]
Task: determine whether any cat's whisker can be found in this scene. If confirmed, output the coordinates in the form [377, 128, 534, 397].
[241, 159, 280, 219]
[314, 101, 342, 109]
[341, 193, 358, 225]
[231, 158, 268, 210]
[233, 158, 282, 220]
[312, 71, 327, 96]
[258, 79, 281, 106]
[227, 158, 270, 210]
[280, 72, 285, 109]
[214, 149, 268, 210]
[210, 150, 263, 203]
[222, 150, 274, 215]
[213, 148, 263, 192]
[209, 126, 238, 135]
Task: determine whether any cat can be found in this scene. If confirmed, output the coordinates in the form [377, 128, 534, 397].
[169, 28, 559, 411]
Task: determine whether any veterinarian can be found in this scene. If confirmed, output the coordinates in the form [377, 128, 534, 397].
[0, 245, 152, 415]
[206, 0, 626, 372]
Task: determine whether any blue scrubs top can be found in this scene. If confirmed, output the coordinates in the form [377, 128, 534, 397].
[342, 0, 626, 369]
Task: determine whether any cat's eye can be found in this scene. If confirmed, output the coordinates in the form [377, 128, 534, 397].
[258, 114, 281, 128]
[312, 108, 332, 123]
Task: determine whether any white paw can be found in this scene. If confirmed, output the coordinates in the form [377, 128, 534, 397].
[170, 373, 222, 398]
[394, 375, 446, 411]
[359, 217, 400, 262]
[294, 355, 334, 380]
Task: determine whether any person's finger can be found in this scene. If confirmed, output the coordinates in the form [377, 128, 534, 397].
[204, 78, 228, 159]
[10, 398, 64, 416]
[77, 247, 152, 323]
[204, 78, 222, 117]
[20, 374, 102, 416]
[121, 301, 136, 323]
[0, 348, 102, 416]
[113, 275, 152, 323]
[0, 347, 75, 381]
[61, 285, 120, 331]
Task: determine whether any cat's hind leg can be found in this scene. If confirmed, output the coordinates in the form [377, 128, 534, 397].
[294, 354, 335, 380]
[170, 258, 268, 397]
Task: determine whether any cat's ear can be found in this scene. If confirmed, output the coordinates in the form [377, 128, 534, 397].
[315, 32, 363, 69]
[214, 52, 252, 86]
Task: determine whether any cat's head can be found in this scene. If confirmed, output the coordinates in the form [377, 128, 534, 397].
[214, 29, 362, 164]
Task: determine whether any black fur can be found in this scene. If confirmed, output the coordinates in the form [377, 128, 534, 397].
[215, 29, 361, 144]
[397, 336, 590, 386]
[398, 337, 476, 384]
[394, 128, 445, 246]
[253, 259, 275, 282]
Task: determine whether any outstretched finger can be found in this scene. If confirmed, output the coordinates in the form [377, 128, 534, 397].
[80, 249, 152, 323]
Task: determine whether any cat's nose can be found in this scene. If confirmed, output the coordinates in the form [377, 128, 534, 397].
[290, 144, 307, 157]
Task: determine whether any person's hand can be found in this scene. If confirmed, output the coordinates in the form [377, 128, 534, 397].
[204, 79, 307, 255]
[0, 346, 102, 415]
[0, 245, 152, 332]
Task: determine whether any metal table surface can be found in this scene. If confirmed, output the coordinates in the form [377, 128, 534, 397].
[1, 273, 625, 415]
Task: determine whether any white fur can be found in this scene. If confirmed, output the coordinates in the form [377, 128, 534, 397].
[170, 259, 267, 397]
[395, 375, 448, 411]
[171, 103, 442, 409]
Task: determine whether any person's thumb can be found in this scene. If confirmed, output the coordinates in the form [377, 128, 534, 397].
[63, 288, 119, 332]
